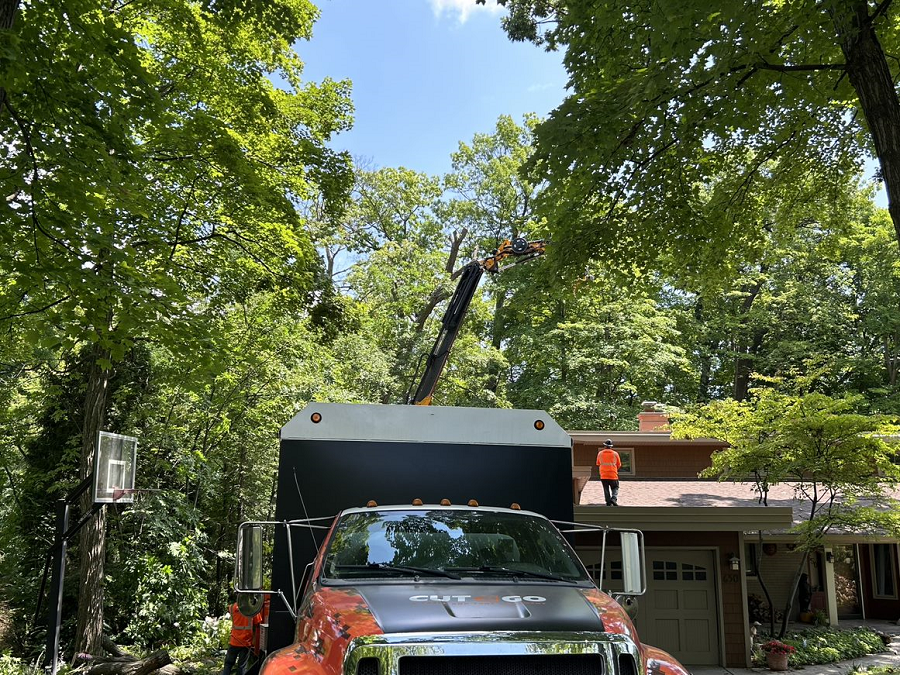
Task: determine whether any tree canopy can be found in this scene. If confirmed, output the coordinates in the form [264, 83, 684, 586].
[673, 390, 900, 635]
[482, 0, 900, 278]
[1, 0, 352, 655]
[3, 0, 900, 659]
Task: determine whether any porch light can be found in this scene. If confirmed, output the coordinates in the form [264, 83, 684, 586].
[825, 551, 834, 563]
[728, 554, 740, 571]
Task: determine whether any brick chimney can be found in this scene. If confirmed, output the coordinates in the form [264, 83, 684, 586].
[638, 400, 669, 432]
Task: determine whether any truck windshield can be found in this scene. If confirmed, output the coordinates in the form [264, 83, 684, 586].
[322, 509, 590, 582]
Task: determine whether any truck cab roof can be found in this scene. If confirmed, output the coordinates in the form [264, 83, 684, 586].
[338, 503, 547, 518]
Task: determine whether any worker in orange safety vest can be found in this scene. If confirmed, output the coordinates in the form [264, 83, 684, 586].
[222, 598, 260, 675]
[596, 439, 622, 506]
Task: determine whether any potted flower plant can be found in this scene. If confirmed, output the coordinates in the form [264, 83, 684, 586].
[760, 640, 796, 671]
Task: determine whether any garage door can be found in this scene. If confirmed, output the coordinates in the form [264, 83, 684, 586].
[637, 550, 720, 665]
[579, 548, 720, 666]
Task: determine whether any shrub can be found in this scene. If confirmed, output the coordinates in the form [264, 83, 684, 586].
[0, 654, 39, 675]
[124, 533, 208, 649]
[168, 614, 230, 662]
[752, 627, 886, 667]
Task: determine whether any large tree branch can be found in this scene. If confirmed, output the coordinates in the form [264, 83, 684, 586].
[753, 61, 846, 73]
[0, 295, 71, 322]
[869, 0, 893, 25]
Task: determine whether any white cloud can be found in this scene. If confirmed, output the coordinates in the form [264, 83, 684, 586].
[429, 0, 503, 24]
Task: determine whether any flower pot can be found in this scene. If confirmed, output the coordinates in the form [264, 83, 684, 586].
[766, 652, 790, 671]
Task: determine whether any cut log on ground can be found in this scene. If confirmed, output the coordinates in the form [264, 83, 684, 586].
[86, 639, 182, 675]
[85, 649, 171, 675]
[102, 635, 132, 659]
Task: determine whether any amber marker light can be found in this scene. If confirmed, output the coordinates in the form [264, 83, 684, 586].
[510, 503, 521, 510]
[366, 500, 377, 507]
[467, 499, 479, 507]
[534, 419, 545, 430]
[310, 412, 322, 423]
[412, 498, 423, 506]
[440, 498, 451, 506]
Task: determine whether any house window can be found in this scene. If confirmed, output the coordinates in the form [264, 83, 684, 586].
[609, 560, 623, 581]
[652, 560, 678, 581]
[744, 542, 759, 577]
[617, 448, 634, 476]
[682, 563, 707, 581]
[871, 544, 898, 599]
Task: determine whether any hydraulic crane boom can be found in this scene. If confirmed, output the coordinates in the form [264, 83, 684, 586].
[407, 237, 545, 406]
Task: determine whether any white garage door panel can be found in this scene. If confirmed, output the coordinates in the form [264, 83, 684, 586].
[578, 546, 722, 666]
[685, 620, 711, 651]
[637, 549, 720, 666]
[656, 589, 678, 609]
[654, 619, 681, 654]
[684, 590, 709, 610]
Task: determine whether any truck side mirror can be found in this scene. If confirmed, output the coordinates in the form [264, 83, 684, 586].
[614, 593, 639, 619]
[621, 531, 645, 595]
[237, 524, 264, 591]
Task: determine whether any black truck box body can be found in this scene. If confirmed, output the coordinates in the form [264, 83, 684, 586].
[267, 403, 574, 650]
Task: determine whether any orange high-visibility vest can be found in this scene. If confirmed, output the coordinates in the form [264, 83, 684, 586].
[229, 603, 256, 647]
[597, 448, 621, 480]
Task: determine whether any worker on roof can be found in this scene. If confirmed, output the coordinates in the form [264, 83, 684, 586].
[596, 439, 622, 507]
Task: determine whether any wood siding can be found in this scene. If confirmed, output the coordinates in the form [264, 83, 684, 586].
[573, 441, 722, 479]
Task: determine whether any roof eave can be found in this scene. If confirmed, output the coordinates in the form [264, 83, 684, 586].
[568, 431, 725, 445]
[573, 505, 794, 532]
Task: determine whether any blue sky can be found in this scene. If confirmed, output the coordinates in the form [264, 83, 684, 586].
[296, 0, 568, 177]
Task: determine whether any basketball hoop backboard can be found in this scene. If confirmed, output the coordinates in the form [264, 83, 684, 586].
[93, 432, 137, 504]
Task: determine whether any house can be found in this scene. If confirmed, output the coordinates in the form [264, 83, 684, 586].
[567, 403, 900, 668]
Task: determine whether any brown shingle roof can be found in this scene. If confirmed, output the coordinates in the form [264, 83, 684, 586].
[580, 480, 900, 530]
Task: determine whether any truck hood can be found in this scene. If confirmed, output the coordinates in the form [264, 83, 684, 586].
[351, 583, 605, 634]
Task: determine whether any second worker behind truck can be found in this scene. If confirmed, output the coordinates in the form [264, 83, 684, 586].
[597, 438, 622, 506]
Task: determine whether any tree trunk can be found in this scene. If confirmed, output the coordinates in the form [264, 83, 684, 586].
[885, 333, 898, 387]
[754, 531, 777, 636]
[0, 0, 19, 111]
[835, 2, 900, 253]
[734, 327, 765, 401]
[732, 275, 766, 401]
[485, 291, 505, 394]
[74, 346, 112, 656]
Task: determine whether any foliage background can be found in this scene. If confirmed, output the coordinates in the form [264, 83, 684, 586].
[2, 0, 900, 663]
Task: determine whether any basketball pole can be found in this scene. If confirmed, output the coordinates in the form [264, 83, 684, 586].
[41, 474, 105, 675]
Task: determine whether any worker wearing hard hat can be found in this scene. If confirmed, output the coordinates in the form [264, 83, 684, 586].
[596, 439, 622, 506]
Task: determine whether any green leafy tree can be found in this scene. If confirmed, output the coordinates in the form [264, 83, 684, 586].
[504, 269, 694, 428]
[483, 0, 900, 271]
[442, 114, 545, 397]
[841, 208, 900, 404]
[0, 0, 351, 654]
[652, 176, 891, 402]
[673, 391, 900, 637]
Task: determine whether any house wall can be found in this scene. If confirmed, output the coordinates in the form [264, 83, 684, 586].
[573, 442, 721, 479]
[858, 543, 900, 620]
[645, 531, 746, 668]
[746, 545, 818, 623]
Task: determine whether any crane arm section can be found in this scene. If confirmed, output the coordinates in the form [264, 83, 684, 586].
[408, 238, 545, 406]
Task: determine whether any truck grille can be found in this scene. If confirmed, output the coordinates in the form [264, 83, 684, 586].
[357, 658, 379, 675]
[398, 654, 604, 675]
